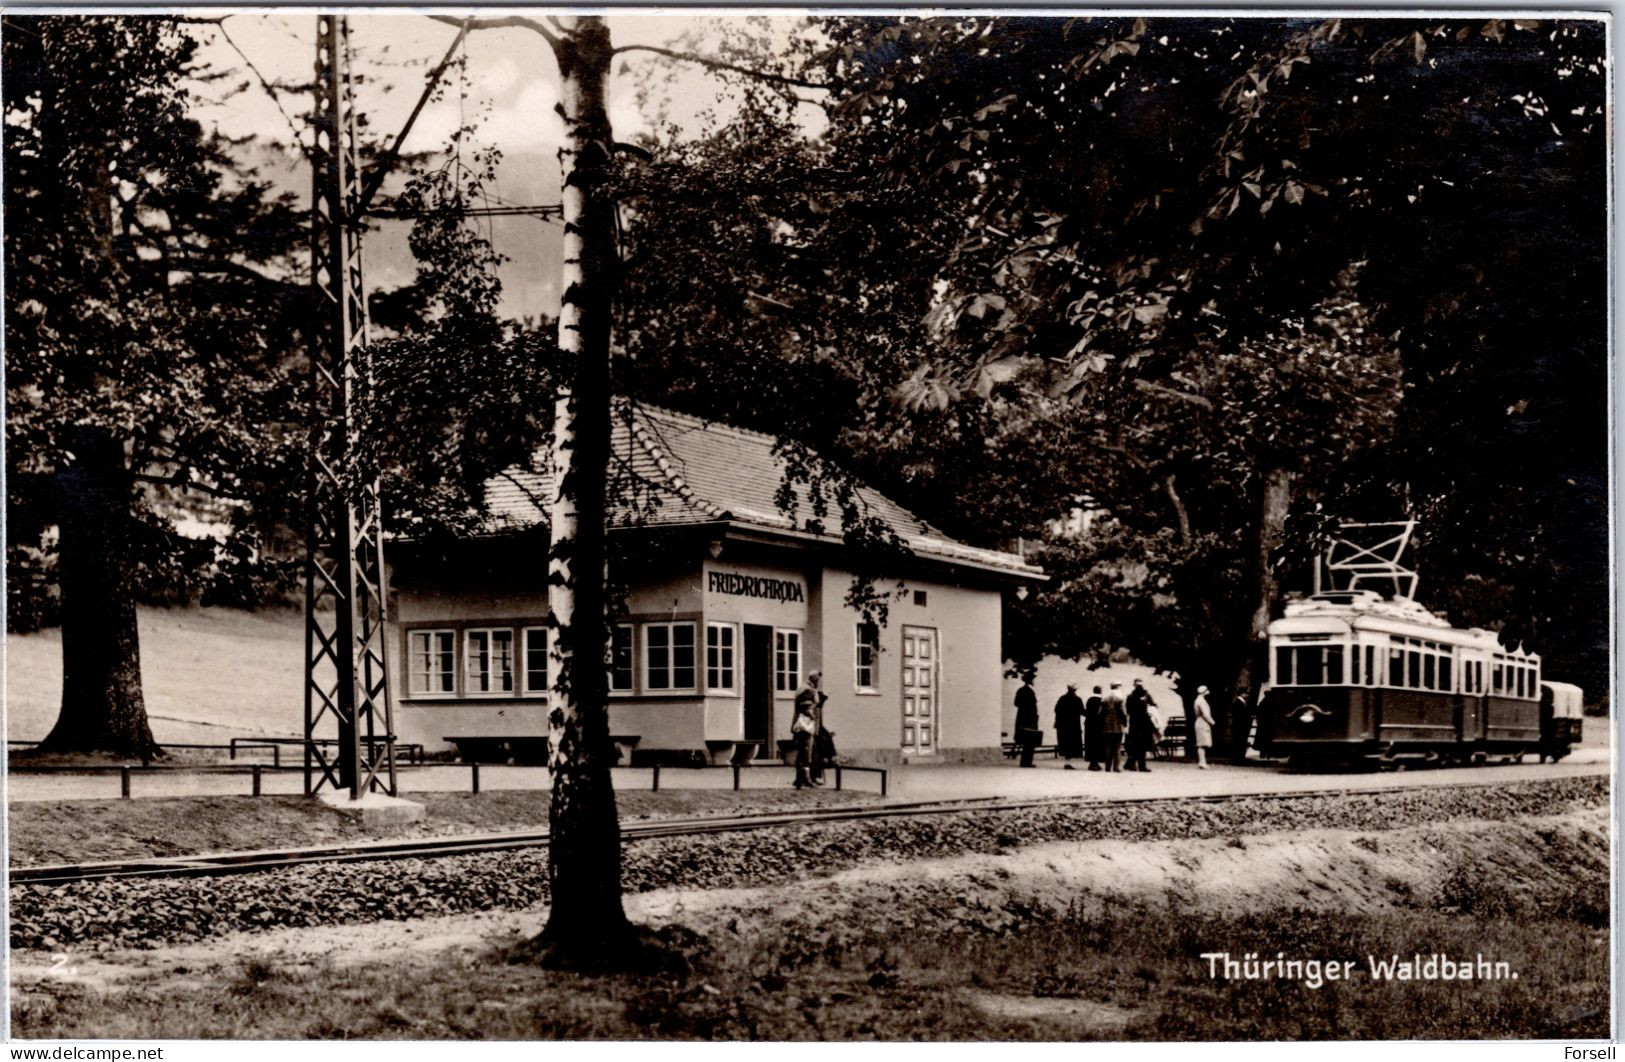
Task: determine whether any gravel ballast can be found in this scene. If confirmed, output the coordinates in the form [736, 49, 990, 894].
[10, 775, 1607, 951]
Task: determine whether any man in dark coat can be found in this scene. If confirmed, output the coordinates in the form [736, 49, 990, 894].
[1053, 682, 1085, 769]
[1084, 685, 1105, 770]
[1099, 683, 1128, 772]
[1125, 678, 1156, 772]
[796, 672, 829, 785]
[1230, 689, 1253, 759]
[1013, 672, 1040, 767]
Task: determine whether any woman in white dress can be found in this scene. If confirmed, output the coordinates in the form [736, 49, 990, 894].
[1192, 685, 1216, 769]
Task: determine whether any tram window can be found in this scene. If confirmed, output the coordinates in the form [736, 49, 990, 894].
[1493, 664, 1504, 694]
[1277, 645, 1343, 685]
[1389, 648, 1404, 686]
[1423, 654, 1436, 690]
[1365, 647, 1376, 686]
[1515, 668, 1525, 699]
[1407, 651, 1421, 689]
[1350, 646, 1359, 684]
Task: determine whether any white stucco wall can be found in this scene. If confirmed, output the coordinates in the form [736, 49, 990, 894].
[387, 545, 1015, 763]
[818, 567, 1006, 764]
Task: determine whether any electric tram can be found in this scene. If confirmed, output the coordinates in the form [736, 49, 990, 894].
[1258, 523, 1582, 765]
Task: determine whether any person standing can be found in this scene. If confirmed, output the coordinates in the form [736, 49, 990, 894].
[1192, 684, 1216, 770]
[1053, 682, 1085, 769]
[796, 671, 829, 785]
[1100, 682, 1128, 772]
[1125, 678, 1155, 772]
[1230, 688, 1252, 759]
[1084, 685, 1105, 770]
[790, 695, 817, 788]
[1013, 672, 1040, 768]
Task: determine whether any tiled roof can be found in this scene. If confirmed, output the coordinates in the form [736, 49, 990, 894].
[483, 401, 1044, 578]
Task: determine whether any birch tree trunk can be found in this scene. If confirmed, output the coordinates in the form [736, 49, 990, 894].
[534, 14, 630, 963]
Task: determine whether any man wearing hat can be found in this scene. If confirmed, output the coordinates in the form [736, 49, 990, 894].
[1099, 682, 1128, 772]
[1124, 678, 1156, 772]
[1053, 682, 1085, 770]
[1192, 684, 1216, 770]
[1012, 671, 1041, 767]
[1084, 685, 1106, 770]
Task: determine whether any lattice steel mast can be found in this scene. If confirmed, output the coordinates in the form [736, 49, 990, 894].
[304, 14, 396, 798]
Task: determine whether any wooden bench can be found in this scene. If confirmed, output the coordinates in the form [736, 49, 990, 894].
[1154, 716, 1191, 760]
[444, 735, 641, 765]
[230, 736, 425, 767]
[1002, 742, 1058, 759]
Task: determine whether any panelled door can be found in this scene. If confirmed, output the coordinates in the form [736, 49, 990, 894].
[901, 626, 939, 755]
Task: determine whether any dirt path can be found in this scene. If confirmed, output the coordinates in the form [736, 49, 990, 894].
[14, 806, 1606, 1003]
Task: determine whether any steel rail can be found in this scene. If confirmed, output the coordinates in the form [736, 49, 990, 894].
[12, 770, 1606, 889]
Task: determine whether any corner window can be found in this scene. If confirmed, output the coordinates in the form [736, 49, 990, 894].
[408, 630, 455, 695]
[855, 622, 879, 691]
[610, 624, 634, 692]
[645, 621, 696, 691]
[775, 629, 802, 692]
[706, 622, 737, 692]
[465, 629, 515, 695]
[522, 627, 548, 695]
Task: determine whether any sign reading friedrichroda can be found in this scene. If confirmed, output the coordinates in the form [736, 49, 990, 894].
[707, 570, 806, 603]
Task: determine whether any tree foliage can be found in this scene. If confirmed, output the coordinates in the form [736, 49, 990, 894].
[812, 15, 1608, 695]
[4, 15, 309, 753]
[360, 148, 559, 544]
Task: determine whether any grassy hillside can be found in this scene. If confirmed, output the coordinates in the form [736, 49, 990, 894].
[6, 607, 306, 744]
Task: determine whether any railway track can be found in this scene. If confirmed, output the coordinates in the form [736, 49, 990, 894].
[11, 772, 1605, 889]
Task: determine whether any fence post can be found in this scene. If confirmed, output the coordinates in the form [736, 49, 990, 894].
[835, 765, 843, 791]
[732, 764, 741, 791]
[120, 766, 131, 799]
[273, 745, 281, 769]
[229, 739, 237, 761]
[652, 764, 660, 792]
[880, 768, 887, 797]
[471, 763, 480, 795]
[252, 765, 262, 797]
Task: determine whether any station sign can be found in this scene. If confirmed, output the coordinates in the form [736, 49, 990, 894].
[707, 570, 806, 603]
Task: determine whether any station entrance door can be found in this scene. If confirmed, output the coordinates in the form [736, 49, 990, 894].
[743, 624, 773, 748]
[901, 625, 939, 755]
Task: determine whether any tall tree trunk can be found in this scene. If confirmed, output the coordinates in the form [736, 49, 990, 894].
[36, 122, 160, 760]
[40, 428, 158, 759]
[533, 14, 630, 964]
[1229, 463, 1293, 754]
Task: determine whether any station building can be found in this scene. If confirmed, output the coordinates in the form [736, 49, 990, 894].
[385, 402, 1044, 764]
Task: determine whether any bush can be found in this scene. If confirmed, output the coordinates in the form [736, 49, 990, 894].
[7, 544, 59, 633]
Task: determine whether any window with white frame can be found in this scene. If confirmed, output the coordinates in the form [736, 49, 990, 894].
[774, 629, 802, 692]
[855, 622, 880, 691]
[645, 621, 696, 691]
[408, 629, 456, 695]
[610, 624, 634, 692]
[465, 628, 515, 694]
[522, 627, 548, 695]
[706, 622, 738, 692]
